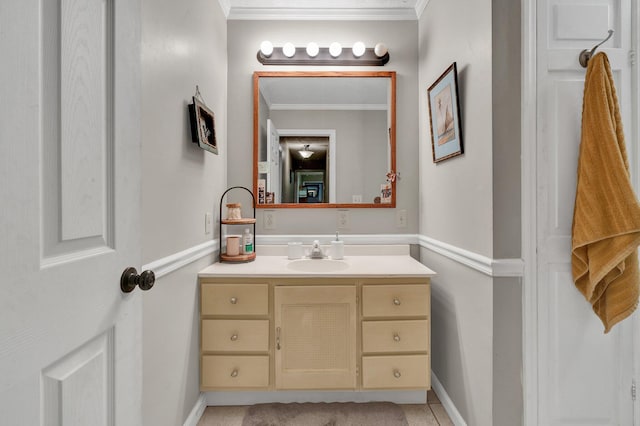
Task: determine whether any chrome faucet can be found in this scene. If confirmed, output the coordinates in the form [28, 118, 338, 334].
[309, 240, 325, 259]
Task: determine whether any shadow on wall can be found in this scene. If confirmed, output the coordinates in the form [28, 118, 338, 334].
[431, 281, 472, 423]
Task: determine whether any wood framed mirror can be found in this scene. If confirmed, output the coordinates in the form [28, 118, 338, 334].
[253, 71, 396, 208]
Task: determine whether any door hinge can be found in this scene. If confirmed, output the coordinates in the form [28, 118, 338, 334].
[632, 380, 636, 401]
[356, 295, 359, 305]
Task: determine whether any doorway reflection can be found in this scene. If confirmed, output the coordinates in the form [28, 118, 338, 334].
[280, 136, 329, 204]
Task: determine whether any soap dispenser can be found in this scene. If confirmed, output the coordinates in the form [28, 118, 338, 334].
[330, 231, 344, 260]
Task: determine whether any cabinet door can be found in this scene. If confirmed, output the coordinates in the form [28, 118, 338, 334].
[275, 285, 356, 389]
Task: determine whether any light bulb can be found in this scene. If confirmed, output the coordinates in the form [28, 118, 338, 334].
[306, 42, 319, 57]
[260, 40, 273, 57]
[374, 42, 388, 58]
[329, 42, 342, 58]
[352, 41, 366, 57]
[282, 42, 296, 58]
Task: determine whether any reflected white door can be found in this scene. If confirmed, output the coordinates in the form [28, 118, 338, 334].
[536, 1, 637, 425]
[267, 119, 281, 203]
[0, 0, 142, 425]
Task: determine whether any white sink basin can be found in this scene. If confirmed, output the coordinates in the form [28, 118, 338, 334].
[286, 259, 349, 273]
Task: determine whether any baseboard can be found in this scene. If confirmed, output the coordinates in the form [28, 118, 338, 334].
[431, 373, 467, 426]
[183, 393, 207, 426]
[205, 390, 426, 406]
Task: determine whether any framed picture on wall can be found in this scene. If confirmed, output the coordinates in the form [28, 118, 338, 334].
[427, 62, 463, 163]
[188, 96, 218, 154]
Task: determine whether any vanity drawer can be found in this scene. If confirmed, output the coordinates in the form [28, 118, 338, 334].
[362, 355, 430, 389]
[362, 284, 429, 318]
[201, 283, 268, 316]
[201, 355, 269, 389]
[202, 319, 269, 352]
[362, 320, 428, 353]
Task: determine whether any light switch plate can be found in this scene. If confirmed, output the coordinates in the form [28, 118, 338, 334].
[205, 212, 212, 234]
[264, 210, 276, 230]
[337, 210, 350, 229]
[396, 209, 407, 228]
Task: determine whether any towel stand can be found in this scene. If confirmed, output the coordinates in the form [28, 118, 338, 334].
[579, 30, 614, 68]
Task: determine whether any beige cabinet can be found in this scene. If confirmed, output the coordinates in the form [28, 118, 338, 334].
[200, 282, 270, 390]
[199, 277, 430, 392]
[275, 285, 357, 389]
[361, 283, 431, 389]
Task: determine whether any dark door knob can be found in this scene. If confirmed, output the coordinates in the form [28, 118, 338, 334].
[120, 267, 155, 293]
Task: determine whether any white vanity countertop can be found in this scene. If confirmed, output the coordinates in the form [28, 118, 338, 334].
[198, 245, 436, 278]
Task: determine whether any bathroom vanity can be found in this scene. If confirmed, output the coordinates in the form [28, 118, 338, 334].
[198, 245, 435, 396]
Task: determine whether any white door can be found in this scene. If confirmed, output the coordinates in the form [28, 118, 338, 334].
[267, 119, 281, 203]
[0, 0, 142, 425]
[536, 1, 637, 425]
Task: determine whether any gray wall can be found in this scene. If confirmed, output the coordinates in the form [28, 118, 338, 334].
[418, 0, 523, 425]
[227, 20, 419, 235]
[141, 0, 227, 424]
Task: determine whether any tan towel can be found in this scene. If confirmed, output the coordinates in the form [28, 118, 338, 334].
[572, 52, 640, 333]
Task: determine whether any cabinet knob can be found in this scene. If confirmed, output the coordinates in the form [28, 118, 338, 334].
[393, 298, 401, 306]
[393, 333, 401, 342]
[230, 334, 238, 341]
[230, 297, 238, 304]
[230, 369, 238, 378]
[393, 370, 401, 379]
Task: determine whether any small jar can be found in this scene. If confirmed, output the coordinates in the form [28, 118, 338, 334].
[226, 203, 242, 220]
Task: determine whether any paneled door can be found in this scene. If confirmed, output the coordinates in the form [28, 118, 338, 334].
[0, 0, 142, 425]
[275, 285, 357, 389]
[535, 0, 638, 425]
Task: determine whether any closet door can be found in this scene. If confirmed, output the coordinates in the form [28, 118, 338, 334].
[535, 1, 637, 425]
[274, 285, 357, 390]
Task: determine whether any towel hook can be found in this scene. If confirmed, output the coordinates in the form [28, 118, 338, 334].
[579, 30, 614, 68]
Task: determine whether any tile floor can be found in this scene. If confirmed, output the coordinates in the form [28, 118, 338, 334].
[197, 390, 454, 426]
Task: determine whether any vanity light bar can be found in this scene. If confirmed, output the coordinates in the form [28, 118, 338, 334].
[257, 43, 390, 66]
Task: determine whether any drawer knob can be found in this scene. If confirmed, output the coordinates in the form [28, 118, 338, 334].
[230, 297, 238, 304]
[231, 369, 239, 378]
[393, 298, 401, 306]
[393, 334, 401, 342]
[230, 334, 238, 341]
[393, 370, 401, 379]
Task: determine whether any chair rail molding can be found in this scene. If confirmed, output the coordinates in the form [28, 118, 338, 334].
[418, 235, 523, 278]
[256, 233, 523, 277]
[141, 239, 217, 279]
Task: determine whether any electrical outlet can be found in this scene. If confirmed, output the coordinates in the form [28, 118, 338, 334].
[337, 210, 350, 229]
[264, 210, 276, 230]
[396, 209, 407, 228]
[205, 212, 212, 234]
[352, 195, 362, 203]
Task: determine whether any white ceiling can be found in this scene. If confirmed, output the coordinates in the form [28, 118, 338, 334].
[220, 0, 429, 20]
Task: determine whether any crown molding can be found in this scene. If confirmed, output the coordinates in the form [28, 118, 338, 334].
[269, 103, 388, 111]
[227, 7, 418, 21]
[414, 0, 430, 19]
[217, 0, 232, 17]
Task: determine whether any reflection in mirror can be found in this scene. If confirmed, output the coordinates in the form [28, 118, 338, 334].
[253, 71, 396, 208]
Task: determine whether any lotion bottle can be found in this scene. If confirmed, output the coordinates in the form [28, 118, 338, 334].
[243, 228, 254, 254]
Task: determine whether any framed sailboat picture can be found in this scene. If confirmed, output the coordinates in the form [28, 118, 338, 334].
[427, 62, 463, 163]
